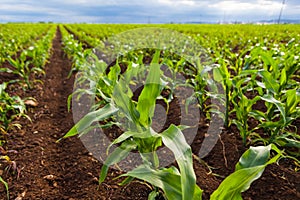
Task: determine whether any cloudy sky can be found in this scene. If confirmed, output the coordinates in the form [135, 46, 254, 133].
[0, 0, 299, 23]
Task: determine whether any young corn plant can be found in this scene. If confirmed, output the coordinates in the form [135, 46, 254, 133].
[0, 82, 29, 134]
[185, 59, 212, 113]
[6, 52, 32, 89]
[2, 28, 55, 90]
[211, 144, 282, 200]
[212, 61, 232, 128]
[5, 49, 47, 90]
[254, 68, 299, 125]
[232, 95, 260, 145]
[61, 46, 287, 199]
[250, 89, 300, 154]
[243, 49, 300, 154]
[230, 70, 260, 144]
[62, 50, 202, 199]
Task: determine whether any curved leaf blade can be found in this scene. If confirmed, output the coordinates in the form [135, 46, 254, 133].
[211, 145, 281, 200]
[60, 103, 118, 140]
[161, 125, 202, 200]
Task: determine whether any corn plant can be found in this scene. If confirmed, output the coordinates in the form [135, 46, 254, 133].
[0, 82, 29, 134]
[212, 62, 232, 128]
[63, 50, 202, 199]
[58, 24, 300, 199]
[6, 52, 32, 89]
[211, 144, 282, 200]
[229, 70, 260, 144]
[60, 48, 287, 199]
[0, 24, 50, 65]
[2, 27, 55, 89]
[250, 90, 300, 152]
[26, 28, 55, 69]
[61, 26, 91, 77]
[247, 47, 300, 150]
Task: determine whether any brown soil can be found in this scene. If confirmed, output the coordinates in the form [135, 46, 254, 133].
[0, 26, 299, 200]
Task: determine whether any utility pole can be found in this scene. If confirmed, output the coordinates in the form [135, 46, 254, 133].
[278, 0, 286, 24]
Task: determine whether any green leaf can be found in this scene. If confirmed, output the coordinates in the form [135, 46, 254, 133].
[148, 190, 159, 200]
[235, 145, 271, 170]
[213, 68, 223, 82]
[258, 70, 279, 94]
[151, 49, 161, 65]
[211, 166, 264, 200]
[119, 176, 135, 186]
[285, 89, 300, 115]
[258, 121, 283, 129]
[260, 51, 275, 70]
[107, 128, 159, 154]
[121, 166, 183, 200]
[0, 68, 13, 73]
[107, 63, 121, 86]
[99, 140, 137, 184]
[122, 165, 202, 200]
[211, 145, 281, 200]
[136, 62, 162, 127]
[275, 136, 300, 149]
[261, 94, 286, 124]
[161, 125, 202, 200]
[0, 176, 9, 199]
[7, 57, 20, 68]
[60, 103, 118, 140]
[280, 68, 287, 87]
[112, 81, 140, 128]
[249, 110, 266, 122]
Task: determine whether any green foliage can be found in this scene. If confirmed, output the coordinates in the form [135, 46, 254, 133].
[2, 26, 56, 89]
[60, 24, 300, 199]
[0, 82, 29, 134]
[0, 176, 9, 200]
[63, 50, 201, 199]
[211, 144, 282, 200]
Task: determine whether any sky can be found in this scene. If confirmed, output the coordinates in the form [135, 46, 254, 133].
[0, 0, 299, 23]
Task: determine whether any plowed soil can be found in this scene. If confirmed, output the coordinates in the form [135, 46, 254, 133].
[0, 26, 299, 200]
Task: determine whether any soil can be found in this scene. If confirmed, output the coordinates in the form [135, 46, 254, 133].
[0, 26, 299, 200]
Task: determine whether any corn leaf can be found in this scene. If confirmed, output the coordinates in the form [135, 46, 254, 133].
[107, 128, 159, 154]
[0, 176, 9, 200]
[112, 80, 140, 128]
[213, 67, 223, 82]
[60, 103, 118, 140]
[275, 136, 300, 149]
[99, 140, 137, 184]
[136, 50, 163, 127]
[280, 68, 287, 87]
[285, 89, 300, 115]
[235, 145, 271, 170]
[148, 191, 159, 200]
[121, 165, 189, 200]
[259, 70, 279, 94]
[136, 62, 162, 127]
[124, 166, 182, 199]
[211, 145, 281, 200]
[261, 94, 286, 124]
[0, 68, 12, 73]
[161, 125, 202, 200]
